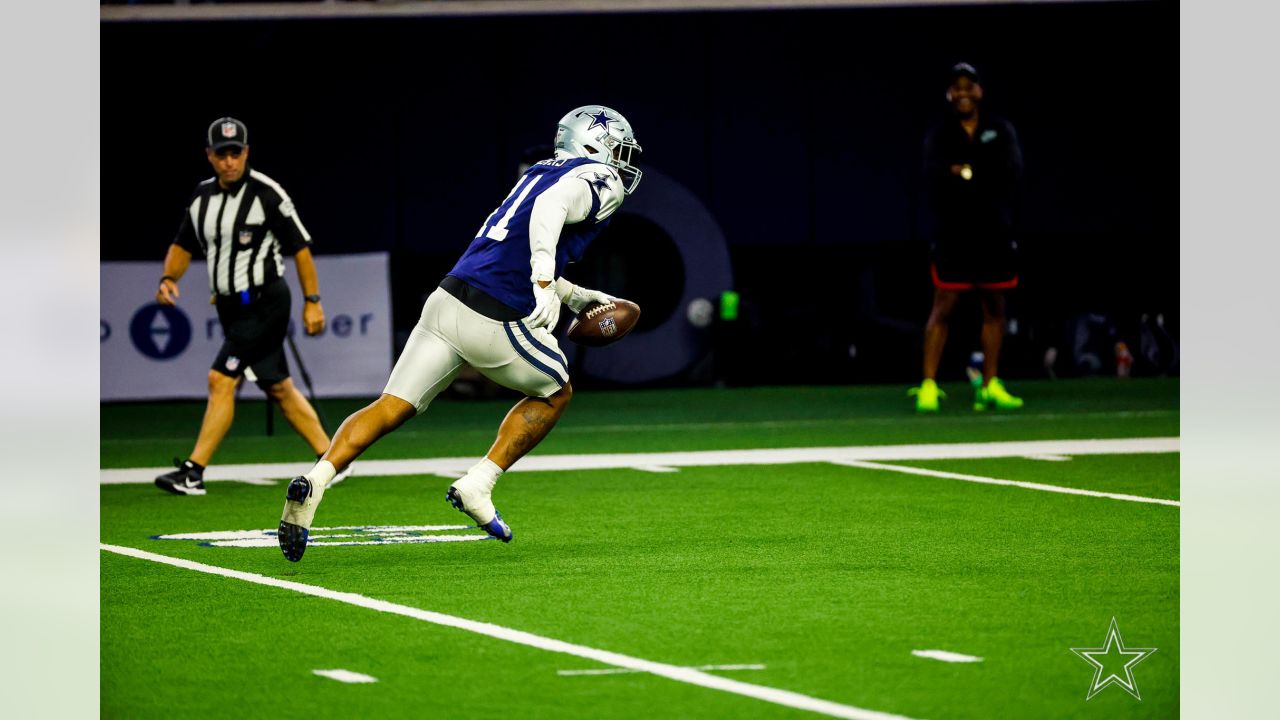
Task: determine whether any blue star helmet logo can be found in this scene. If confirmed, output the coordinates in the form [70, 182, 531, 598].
[583, 110, 614, 132]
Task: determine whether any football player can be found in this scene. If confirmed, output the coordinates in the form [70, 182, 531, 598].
[277, 106, 642, 561]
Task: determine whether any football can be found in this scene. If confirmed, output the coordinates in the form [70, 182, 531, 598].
[566, 299, 641, 347]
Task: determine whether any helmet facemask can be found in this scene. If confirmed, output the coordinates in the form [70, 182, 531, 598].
[606, 137, 643, 195]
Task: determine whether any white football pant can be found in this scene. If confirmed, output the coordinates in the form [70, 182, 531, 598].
[383, 288, 569, 412]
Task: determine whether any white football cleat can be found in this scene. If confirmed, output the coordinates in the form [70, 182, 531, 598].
[446, 472, 496, 525]
[278, 475, 328, 562]
[445, 471, 512, 542]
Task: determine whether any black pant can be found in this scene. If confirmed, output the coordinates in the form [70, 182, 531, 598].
[211, 279, 291, 389]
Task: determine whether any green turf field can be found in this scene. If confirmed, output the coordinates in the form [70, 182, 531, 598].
[101, 378, 1178, 719]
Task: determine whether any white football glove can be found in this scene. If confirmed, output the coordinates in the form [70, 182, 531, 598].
[555, 277, 613, 314]
[526, 282, 561, 329]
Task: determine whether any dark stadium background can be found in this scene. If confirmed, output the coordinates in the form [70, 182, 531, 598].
[101, 1, 1176, 389]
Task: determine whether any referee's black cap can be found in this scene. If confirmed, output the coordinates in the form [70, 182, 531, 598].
[207, 117, 248, 151]
[948, 62, 981, 85]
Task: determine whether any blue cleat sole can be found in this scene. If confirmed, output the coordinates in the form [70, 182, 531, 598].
[279, 477, 314, 562]
[481, 512, 513, 543]
[278, 521, 309, 562]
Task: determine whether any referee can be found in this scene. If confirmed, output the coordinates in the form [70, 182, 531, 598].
[153, 117, 346, 495]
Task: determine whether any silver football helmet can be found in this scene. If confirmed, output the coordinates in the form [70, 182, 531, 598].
[554, 105, 643, 194]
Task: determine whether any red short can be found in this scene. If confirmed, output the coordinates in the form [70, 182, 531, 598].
[931, 263, 1018, 291]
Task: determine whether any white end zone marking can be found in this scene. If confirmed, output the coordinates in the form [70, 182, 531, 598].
[153, 525, 488, 548]
[560, 663, 766, 676]
[153, 525, 473, 541]
[1023, 454, 1071, 462]
[101, 544, 917, 720]
[832, 460, 1179, 507]
[313, 669, 378, 683]
[630, 465, 680, 473]
[211, 535, 490, 548]
[911, 650, 983, 663]
[100, 437, 1179, 485]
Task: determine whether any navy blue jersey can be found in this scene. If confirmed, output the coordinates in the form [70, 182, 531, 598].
[449, 157, 622, 316]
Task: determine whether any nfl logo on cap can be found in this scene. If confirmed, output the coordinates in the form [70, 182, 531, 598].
[208, 117, 247, 149]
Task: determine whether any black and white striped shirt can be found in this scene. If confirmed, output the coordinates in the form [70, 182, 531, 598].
[174, 168, 312, 296]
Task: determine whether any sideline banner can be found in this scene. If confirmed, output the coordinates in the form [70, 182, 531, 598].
[101, 253, 392, 400]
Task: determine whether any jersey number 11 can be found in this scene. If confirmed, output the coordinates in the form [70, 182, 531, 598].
[476, 175, 543, 242]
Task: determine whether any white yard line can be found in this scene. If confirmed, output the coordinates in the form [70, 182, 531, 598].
[101, 437, 1179, 486]
[313, 669, 378, 683]
[911, 650, 983, 664]
[559, 663, 767, 676]
[833, 460, 1179, 507]
[100, 544, 915, 720]
[548, 409, 1177, 432]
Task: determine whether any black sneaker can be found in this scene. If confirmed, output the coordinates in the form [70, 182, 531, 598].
[155, 460, 206, 496]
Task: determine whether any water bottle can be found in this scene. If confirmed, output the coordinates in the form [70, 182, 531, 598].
[1115, 341, 1133, 379]
[967, 351, 985, 387]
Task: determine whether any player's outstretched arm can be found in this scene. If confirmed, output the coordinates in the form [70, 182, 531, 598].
[527, 177, 581, 282]
[525, 175, 585, 329]
[525, 168, 623, 328]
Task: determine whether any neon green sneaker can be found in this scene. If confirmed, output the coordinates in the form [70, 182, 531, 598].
[974, 377, 1023, 411]
[908, 379, 946, 413]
